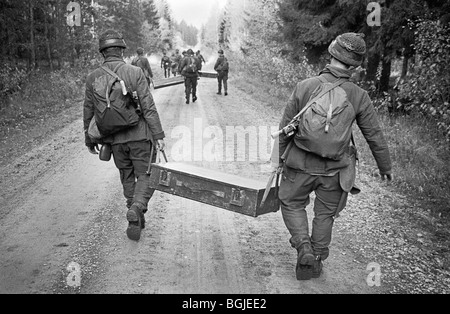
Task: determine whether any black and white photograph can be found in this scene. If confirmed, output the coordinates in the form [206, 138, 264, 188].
[0, 0, 449, 298]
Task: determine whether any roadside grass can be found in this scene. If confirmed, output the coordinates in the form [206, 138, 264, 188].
[0, 67, 89, 168]
[356, 111, 450, 213]
[0, 68, 86, 128]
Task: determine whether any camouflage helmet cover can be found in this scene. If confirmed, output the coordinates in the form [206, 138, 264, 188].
[99, 29, 127, 52]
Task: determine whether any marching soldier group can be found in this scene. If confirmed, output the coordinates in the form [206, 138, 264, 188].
[132, 47, 230, 104]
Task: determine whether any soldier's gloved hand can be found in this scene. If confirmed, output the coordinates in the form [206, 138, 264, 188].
[87, 144, 100, 155]
[380, 171, 393, 182]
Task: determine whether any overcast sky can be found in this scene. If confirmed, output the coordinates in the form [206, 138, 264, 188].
[166, 0, 227, 28]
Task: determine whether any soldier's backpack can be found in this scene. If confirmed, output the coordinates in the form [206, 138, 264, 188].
[220, 58, 229, 71]
[90, 63, 140, 138]
[216, 58, 229, 72]
[185, 57, 198, 73]
[131, 56, 140, 67]
[294, 76, 356, 161]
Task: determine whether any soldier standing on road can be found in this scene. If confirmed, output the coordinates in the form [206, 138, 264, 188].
[196, 50, 206, 66]
[214, 49, 229, 96]
[271, 33, 393, 280]
[179, 49, 201, 104]
[178, 50, 188, 74]
[161, 52, 172, 78]
[83, 29, 166, 242]
[131, 47, 154, 87]
[170, 50, 180, 77]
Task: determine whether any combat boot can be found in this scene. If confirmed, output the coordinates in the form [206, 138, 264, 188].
[126, 203, 145, 241]
[296, 239, 315, 280]
[140, 210, 146, 229]
[312, 255, 323, 279]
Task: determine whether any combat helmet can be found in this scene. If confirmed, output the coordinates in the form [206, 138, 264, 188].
[98, 29, 127, 52]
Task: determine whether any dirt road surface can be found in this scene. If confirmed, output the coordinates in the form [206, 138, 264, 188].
[0, 64, 389, 295]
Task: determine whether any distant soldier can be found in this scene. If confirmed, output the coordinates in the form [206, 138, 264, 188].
[214, 49, 229, 96]
[161, 52, 172, 78]
[170, 49, 181, 77]
[170, 52, 178, 77]
[196, 50, 206, 68]
[178, 50, 188, 74]
[131, 47, 153, 87]
[179, 49, 201, 104]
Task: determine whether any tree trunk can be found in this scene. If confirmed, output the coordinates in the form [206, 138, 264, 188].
[366, 52, 380, 82]
[29, 0, 36, 70]
[401, 56, 409, 78]
[4, 23, 10, 60]
[44, 5, 54, 71]
[379, 57, 391, 92]
[54, 1, 62, 69]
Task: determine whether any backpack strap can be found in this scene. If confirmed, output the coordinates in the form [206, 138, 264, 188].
[100, 63, 127, 108]
[317, 75, 328, 84]
[100, 63, 125, 81]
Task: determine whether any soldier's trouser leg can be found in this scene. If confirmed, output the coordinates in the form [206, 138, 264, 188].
[311, 173, 347, 260]
[185, 77, 193, 100]
[223, 73, 228, 93]
[112, 141, 157, 212]
[191, 76, 198, 98]
[279, 167, 345, 261]
[217, 76, 222, 93]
